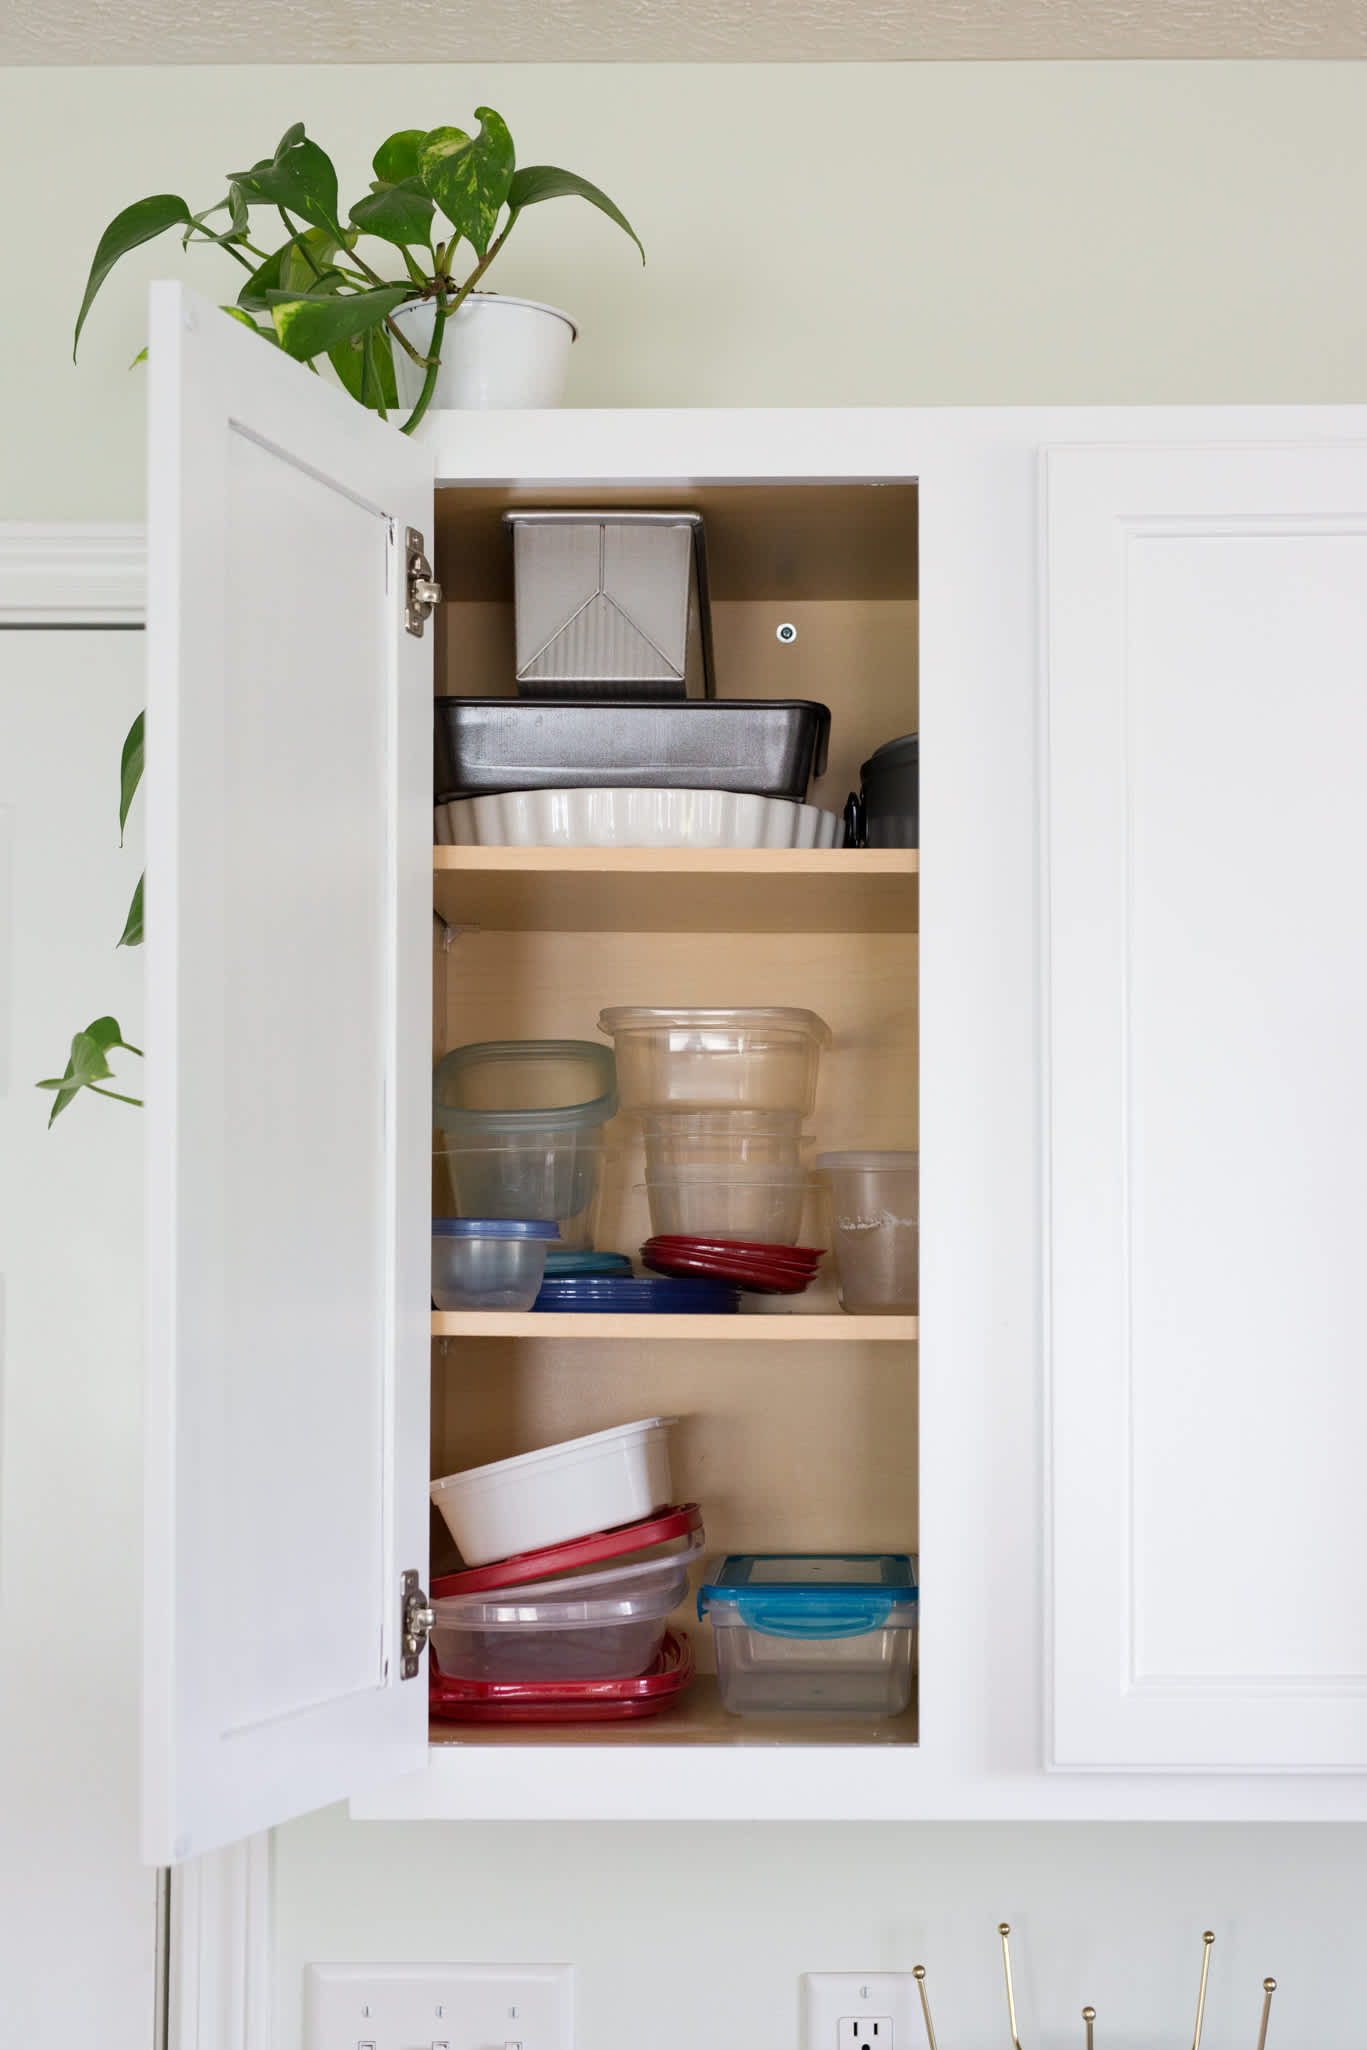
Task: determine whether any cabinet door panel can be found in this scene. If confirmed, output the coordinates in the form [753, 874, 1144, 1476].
[1046, 441, 1367, 1769]
[144, 284, 432, 1859]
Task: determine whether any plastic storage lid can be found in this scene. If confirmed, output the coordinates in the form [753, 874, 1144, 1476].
[434, 1039, 618, 1134]
[431, 1218, 560, 1239]
[598, 1006, 832, 1046]
[814, 1151, 919, 1171]
[698, 1554, 918, 1635]
[544, 1247, 634, 1276]
[432, 1502, 703, 1597]
[533, 1275, 739, 1312]
[860, 732, 919, 777]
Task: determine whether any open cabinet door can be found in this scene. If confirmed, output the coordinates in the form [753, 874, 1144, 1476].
[143, 283, 433, 1861]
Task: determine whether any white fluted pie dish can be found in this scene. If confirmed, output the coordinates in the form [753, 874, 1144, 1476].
[434, 786, 845, 849]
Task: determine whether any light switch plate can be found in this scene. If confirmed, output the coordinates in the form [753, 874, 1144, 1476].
[306, 1963, 573, 2050]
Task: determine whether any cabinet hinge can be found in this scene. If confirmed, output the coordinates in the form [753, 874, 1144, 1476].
[405, 526, 442, 638]
[401, 1568, 435, 1680]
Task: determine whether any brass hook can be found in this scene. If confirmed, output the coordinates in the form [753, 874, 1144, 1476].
[999, 1924, 1025, 2050]
[1082, 2007, 1095, 2050]
[913, 1966, 938, 2050]
[1254, 1977, 1277, 2050]
[1191, 1932, 1216, 2050]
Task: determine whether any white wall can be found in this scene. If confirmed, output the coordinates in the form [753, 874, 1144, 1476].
[5, 54, 1367, 2050]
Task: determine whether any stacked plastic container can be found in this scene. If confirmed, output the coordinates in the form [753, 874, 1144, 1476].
[597, 1005, 832, 1290]
[427, 1419, 700, 1721]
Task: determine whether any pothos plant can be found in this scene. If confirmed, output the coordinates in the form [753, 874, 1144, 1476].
[74, 111, 644, 434]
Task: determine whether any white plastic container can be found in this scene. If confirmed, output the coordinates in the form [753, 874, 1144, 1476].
[388, 293, 575, 411]
[641, 1167, 810, 1245]
[598, 1006, 831, 1115]
[816, 1150, 919, 1314]
[430, 1219, 559, 1312]
[698, 1553, 918, 1717]
[431, 1417, 678, 1567]
[430, 1535, 703, 1683]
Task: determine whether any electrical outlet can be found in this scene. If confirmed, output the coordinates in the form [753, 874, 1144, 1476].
[306, 1964, 573, 2050]
[803, 1973, 920, 2050]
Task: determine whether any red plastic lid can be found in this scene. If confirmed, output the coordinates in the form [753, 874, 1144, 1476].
[431, 1502, 703, 1598]
[429, 1629, 694, 1720]
[645, 1236, 824, 1264]
[643, 1251, 814, 1295]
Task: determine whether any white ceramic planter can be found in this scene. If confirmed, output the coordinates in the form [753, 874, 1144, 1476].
[388, 292, 576, 411]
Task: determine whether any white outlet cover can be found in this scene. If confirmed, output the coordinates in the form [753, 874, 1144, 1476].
[802, 1972, 921, 2050]
[306, 1963, 573, 2050]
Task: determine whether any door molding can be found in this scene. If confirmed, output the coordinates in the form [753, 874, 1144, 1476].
[170, 1835, 273, 2050]
[0, 521, 146, 624]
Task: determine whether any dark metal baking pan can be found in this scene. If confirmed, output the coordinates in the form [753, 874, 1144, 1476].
[435, 699, 831, 803]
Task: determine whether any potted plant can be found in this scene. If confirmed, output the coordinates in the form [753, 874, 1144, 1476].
[74, 112, 644, 431]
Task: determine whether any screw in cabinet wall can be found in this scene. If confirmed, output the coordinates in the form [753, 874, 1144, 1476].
[305, 1963, 573, 2050]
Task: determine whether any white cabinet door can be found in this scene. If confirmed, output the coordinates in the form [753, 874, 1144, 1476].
[1046, 440, 1367, 1769]
[143, 283, 433, 1861]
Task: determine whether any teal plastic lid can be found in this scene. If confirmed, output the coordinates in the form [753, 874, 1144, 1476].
[434, 1039, 618, 1135]
[698, 1553, 918, 1639]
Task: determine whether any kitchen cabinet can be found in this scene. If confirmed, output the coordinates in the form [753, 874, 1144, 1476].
[142, 280, 1367, 1859]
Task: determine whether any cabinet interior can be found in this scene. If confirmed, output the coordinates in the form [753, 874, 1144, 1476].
[428, 478, 919, 1749]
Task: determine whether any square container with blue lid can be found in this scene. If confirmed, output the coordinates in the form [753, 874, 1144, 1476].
[698, 1553, 917, 1718]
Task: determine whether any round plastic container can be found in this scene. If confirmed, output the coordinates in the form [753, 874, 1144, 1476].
[815, 1151, 919, 1314]
[431, 1218, 559, 1312]
[434, 1137, 610, 1250]
[598, 1007, 831, 1116]
[430, 1416, 677, 1567]
[640, 1110, 805, 1175]
[641, 1166, 810, 1245]
[429, 1533, 704, 1683]
[434, 1038, 617, 1133]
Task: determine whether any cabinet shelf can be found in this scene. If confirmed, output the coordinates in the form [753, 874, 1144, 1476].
[432, 846, 918, 934]
[426, 1675, 918, 1749]
[431, 1311, 917, 1340]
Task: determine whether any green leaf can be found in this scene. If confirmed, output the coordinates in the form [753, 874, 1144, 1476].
[220, 305, 280, 344]
[182, 184, 249, 250]
[507, 165, 645, 262]
[274, 121, 306, 159]
[117, 873, 144, 949]
[37, 1016, 143, 1125]
[373, 129, 427, 186]
[237, 227, 347, 312]
[350, 180, 435, 250]
[270, 284, 412, 363]
[420, 109, 515, 257]
[329, 322, 398, 414]
[129, 346, 148, 368]
[232, 132, 344, 242]
[118, 710, 144, 842]
[74, 193, 194, 359]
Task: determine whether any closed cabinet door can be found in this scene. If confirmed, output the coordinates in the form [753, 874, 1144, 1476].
[143, 284, 434, 1860]
[1045, 437, 1367, 1769]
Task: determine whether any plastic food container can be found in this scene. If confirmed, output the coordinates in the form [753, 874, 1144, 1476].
[641, 1168, 810, 1245]
[641, 1110, 805, 1173]
[506, 511, 714, 701]
[815, 1151, 919, 1314]
[434, 1138, 610, 1250]
[428, 1628, 694, 1723]
[430, 1416, 677, 1566]
[428, 1531, 705, 1683]
[434, 698, 831, 804]
[698, 1553, 919, 1717]
[434, 1041, 618, 1248]
[599, 1006, 832, 1116]
[431, 1219, 559, 1312]
[435, 788, 844, 850]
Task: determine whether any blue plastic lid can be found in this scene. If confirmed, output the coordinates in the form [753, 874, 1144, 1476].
[432, 1218, 560, 1239]
[533, 1276, 739, 1313]
[698, 1553, 918, 1638]
[543, 1248, 635, 1276]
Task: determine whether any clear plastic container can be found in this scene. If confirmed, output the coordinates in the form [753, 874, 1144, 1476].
[431, 1417, 677, 1567]
[641, 1167, 810, 1245]
[433, 1039, 617, 1133]
[640, 1110, 805, 1174]
[698, 1553, 918, 1717]
[815, 1151, 919, 1314]
[431, 1219, 559, 1313]
[430, 1534, 705, 1683]
[434, 1137, 610, 1250]
[598, 1007, 831, 1115]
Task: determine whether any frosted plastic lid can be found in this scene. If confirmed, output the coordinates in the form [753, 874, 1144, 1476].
[598, 1007, 832, 1046]
[431, 1416, 677, 1494]
[815, 1151, 919, 1171]
[434, 1038, 618, 1134]
[432, 1218, 560, 1238]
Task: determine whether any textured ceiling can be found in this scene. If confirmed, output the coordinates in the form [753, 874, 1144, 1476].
[6, 0, 1367, 63]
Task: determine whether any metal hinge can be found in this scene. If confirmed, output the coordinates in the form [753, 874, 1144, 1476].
[405, 525, 442, 637]
[401, 1568, 435, 1679]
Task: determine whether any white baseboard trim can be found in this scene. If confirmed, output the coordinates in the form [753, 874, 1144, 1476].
[170, 1833, 273, 2050]
[0, 522, 146, 624]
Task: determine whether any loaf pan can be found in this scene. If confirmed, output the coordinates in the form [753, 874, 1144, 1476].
[434, 698, 831, 803]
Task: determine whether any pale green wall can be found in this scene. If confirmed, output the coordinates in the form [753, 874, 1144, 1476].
[7, 56, 1367, 2048]
[3, 60, 1367, 520]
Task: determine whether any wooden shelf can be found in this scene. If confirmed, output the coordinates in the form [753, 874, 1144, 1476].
[432, 846, 918, 933]
[431, 1311, 917, 1341]
[428, 1674, 919, 1749]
